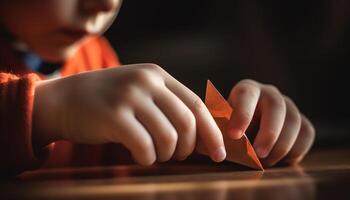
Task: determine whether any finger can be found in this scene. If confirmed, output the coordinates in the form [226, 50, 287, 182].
[153, 87, 196, 160]
[253, 85, 287, 159]
[113, 107, 157, 166]
[135, 97, 178, 162]
[262, 96, 301, 167]
[227, 79, 261, 139]
[283, 114, 315, 165]
[165, 78, 226, 162]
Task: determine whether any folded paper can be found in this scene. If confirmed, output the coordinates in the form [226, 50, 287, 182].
[205, 80, 263, 170]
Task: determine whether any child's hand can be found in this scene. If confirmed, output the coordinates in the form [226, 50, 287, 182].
[226, 79, 315, 167]
[33, 64, 226, 165]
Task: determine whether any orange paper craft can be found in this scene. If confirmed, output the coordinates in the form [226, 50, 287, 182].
[205, 80, 264, 170]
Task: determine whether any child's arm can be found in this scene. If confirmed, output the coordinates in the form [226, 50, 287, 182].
[33, 64, 227, 165]
[226, 79, 315, 167]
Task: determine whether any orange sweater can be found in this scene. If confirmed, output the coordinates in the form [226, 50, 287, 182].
[0, 35, 132, 176]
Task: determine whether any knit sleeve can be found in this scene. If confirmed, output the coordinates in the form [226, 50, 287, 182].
[0, 72, 50, 176]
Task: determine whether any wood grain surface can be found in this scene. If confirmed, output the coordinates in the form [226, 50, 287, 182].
[1, 148, 349, 200]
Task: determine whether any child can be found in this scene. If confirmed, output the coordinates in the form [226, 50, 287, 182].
[0, 0, 315, 175]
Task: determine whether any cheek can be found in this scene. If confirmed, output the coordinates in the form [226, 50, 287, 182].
[50, 0, 80, 28]
[84, 1, 123, 34]
[1, 0, 79, 37]
[85, 11, 117, 34]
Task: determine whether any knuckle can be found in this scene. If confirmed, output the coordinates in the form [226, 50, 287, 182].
[300, 115, 315, 134]
[179, 108, 196, 134]
[264, 90, 285, 109]
[239, 79, 259, 87]
[131, 67, 165, 89]
[174, 111, 196, 160]
[121, 85, 142, 104]
[309, 125, 316, 140]
[157, 128, 177, 162]
[137, 137, 154, 154]
[161, 127, 178, 148]
[283, 95, 294, 104]
[235, 80, 260, 98]
[141, 63, 167, 75]
[265, 84, 280, 94]
[301, 119, 316, 142]
[286, 108, 302, 128]
[192, 95, 206, 114]
[142, 63, 162, 71]
[122, 84, 137, 97]
[306, 118, 316, 136]
[132, 69, 156, 85]
[285, 96, 300, 112]
[132, 138, 156, 166]
[291, 113, 302, 129]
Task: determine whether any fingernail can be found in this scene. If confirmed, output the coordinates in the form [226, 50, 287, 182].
[228, 128, 243, 140]
[212, 147, 226, 162]
[255, 146, 269, 158]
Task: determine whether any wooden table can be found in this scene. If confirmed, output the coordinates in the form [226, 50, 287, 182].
[1, 148, 350, 200]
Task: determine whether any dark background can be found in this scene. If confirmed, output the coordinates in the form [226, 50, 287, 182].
[105, 0, 350, 148]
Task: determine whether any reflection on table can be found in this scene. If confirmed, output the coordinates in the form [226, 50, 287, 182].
[1, 148, 350, 200]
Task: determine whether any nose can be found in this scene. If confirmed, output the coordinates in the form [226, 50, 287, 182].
[80, 0, 118, 14]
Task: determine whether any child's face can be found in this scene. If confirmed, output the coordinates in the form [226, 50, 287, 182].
[0, 0, 122, 61]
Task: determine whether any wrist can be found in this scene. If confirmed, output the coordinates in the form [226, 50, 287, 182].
[32, 78, 64, 148]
